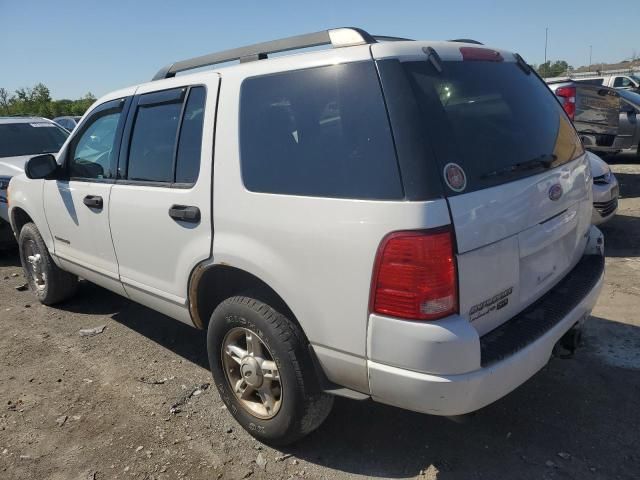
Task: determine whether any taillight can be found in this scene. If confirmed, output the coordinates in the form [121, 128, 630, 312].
[555, 86, 576, 120]
[370, 228, 458, 321]
[459, 47, 504, 62]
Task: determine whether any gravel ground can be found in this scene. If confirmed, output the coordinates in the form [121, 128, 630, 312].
[1, 153, 639, 480]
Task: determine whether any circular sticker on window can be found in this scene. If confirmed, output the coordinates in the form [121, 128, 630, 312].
[443, 163, 467, 192]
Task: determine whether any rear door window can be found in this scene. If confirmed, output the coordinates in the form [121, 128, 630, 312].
[127, 91, 183, 183]
[239, 62, 403, 200]
[124, 86, 206, 185]
[399, 60, 584, 194]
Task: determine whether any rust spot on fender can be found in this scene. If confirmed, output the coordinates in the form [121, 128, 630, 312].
[188, 263, 209, 330]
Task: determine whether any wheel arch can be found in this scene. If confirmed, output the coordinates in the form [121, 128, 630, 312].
[10, 206, 34, 236]
[188, 263, 298, 332]
[190, 262, 342, 395]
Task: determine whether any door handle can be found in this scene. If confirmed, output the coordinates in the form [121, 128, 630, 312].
[83, 195, 103, 209]
[168, 204, 200, 223]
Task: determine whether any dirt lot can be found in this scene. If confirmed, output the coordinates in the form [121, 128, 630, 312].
[1, 154, 640, 480]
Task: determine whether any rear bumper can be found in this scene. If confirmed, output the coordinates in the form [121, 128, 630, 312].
[367, 251, 605, 416]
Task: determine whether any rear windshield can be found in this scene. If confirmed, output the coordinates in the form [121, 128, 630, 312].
[0, 122, 69, 158]
[400, 60, 584, 194]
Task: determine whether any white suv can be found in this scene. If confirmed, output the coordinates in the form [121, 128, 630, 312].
[8, 28, 605, 445]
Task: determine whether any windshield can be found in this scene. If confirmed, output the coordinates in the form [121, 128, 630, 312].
[0, 122, 69, 158]
[401, 60, 584, 193]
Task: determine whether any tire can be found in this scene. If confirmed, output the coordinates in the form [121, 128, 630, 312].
[207, 294, 334, 445]
[18, 222, 78, 305]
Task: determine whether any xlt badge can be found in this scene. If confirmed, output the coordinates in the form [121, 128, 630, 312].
[469, 287, 513, 321]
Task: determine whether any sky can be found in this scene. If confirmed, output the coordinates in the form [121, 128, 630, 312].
[2, 0, 639, 100]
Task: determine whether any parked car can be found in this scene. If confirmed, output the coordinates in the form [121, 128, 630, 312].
[546, 79, 632, 155]
[588, 151, 619, 225]
[573, 73, 640, 93]
[53, 116, 82, 132]
[8, 28, 605, 445]
[617, 89, 640, 156]
[0, 117, 68, 245]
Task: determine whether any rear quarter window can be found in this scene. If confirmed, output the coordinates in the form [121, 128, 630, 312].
[239, 61, 403, 200]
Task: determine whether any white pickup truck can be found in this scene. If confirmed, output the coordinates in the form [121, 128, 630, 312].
[573, 73, 640, 93]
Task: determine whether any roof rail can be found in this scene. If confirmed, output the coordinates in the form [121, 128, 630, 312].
[373, 35, 414, 42]
[449, 38, 484, 45]
[152, 27, 378, 81]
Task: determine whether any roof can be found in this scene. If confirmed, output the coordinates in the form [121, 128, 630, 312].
[149, 28, 501, 81]
[91, 28, 520, 109]
[0, 116, 55, 125]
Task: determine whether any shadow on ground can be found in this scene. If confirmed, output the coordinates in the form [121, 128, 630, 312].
[0, 247, 20, 268]
[52, 279, 640, 479]
[284, 318, 640, 479]
[57, 280, 210, 369]
[601, 214, 640, 257]
[613, 172, 640, 199]
[603, 151, 638, 166]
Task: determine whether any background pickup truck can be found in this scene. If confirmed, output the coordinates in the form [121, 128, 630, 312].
[546, 79, 634, 155]
[573, 73, 640, 93]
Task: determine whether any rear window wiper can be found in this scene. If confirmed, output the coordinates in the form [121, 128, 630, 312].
[481, 154, 557, 179]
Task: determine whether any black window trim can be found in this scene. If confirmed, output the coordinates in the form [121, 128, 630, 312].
[65, 97, 132, 183]
[117, 84, 207, 189]
[375, 58, 444, 201]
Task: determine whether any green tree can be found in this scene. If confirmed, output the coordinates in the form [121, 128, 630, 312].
[71, 93, 96, 116]
[0, 84, 95, 117]
[0, 88, 9, 115]
[537, 60, 572, 78]
[31, 83, 51, 104]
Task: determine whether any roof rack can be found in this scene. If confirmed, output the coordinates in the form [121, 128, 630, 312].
[152, 27, 382, 81]
[449, 38, 484, 45]
[373, 35, 414, 42]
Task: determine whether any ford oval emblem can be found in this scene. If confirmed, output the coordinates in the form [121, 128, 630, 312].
[549, 184, 563, 201]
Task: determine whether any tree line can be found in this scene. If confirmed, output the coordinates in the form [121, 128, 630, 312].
[535, 60, 572, 78]
[0, 64, 572, 118]
[0, 83, 95, 118]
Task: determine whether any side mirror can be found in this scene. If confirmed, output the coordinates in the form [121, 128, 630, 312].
[25, 154, 58, 180]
